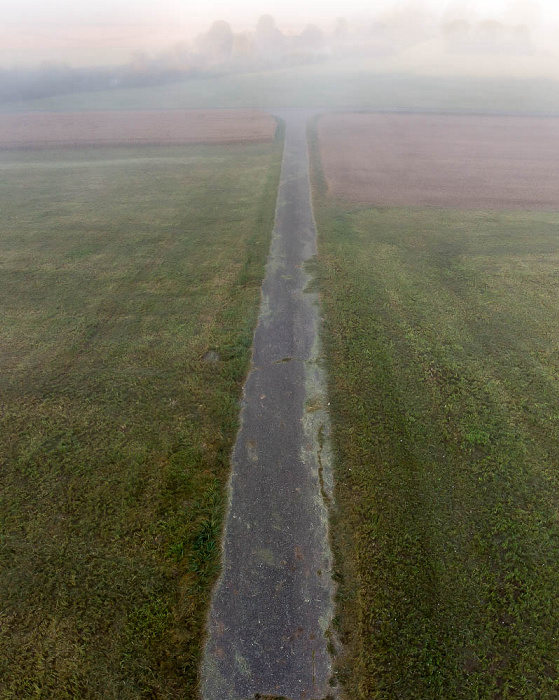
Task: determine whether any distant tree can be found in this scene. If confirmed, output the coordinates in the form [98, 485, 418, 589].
[442, 18, 473, 53]
[232, 32, 252, 62]
[163, 42, 192, 71]
[512, 23, 531, 45]
[477, 19, 505, 41]
[299, 24, 326, 52]
[197, 20, 234, 64]
[372, 4, 435, 47]
[332, 17, 348, 41]
[254, 15, 286, 62]
[256, 14, 276, 35]
[442, 19, 472, 38]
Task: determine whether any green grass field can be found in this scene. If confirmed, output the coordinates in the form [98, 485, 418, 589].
[0, 139, 282, 698]
[310, 128, 559, 698]
[3, 60, 559, 114]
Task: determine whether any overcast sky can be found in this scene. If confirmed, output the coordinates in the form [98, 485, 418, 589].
[1, 0, 558, 66]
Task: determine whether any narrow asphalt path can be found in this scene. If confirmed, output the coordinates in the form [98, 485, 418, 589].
[201, 111, 336, 699]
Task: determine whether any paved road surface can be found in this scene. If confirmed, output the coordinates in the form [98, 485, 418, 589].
[201, 111, 336, 699]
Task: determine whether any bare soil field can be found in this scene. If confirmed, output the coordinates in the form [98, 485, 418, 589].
[318, 113, 559, 210]
[0, 109, 276, 148]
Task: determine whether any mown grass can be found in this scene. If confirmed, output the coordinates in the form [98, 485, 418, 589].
[310, 124, 559, 698]
[2, 60, 559, 114]
[0, 138, 282, 698]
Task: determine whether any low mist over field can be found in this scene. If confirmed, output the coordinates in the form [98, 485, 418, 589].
[1, 1, 559, 104]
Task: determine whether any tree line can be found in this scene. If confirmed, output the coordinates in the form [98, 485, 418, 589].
[0, 12, 535, 104]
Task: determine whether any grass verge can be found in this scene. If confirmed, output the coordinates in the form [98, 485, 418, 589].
[0, 140, 282, 698]
[309, 120, 559, 698]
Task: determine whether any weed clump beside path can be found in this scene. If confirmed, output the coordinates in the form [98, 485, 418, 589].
[0, 141, 281, 697]
[311, 126, 559, 697]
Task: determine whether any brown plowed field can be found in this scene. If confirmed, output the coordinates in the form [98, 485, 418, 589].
[318, 113, 559, 210]
[0, 110, 276, 148]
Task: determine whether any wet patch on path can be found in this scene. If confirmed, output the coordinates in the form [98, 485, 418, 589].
[201, 111, 336, 699]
